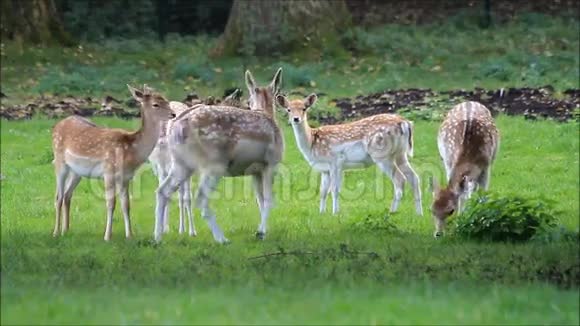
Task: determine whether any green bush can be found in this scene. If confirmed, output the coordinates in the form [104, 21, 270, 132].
[453, 192, 558, 242]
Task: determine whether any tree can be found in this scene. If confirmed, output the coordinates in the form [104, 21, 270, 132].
[212, 0, 351, 57]
[0, 0, 74, 45]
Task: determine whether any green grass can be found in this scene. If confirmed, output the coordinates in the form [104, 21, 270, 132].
[1, 115, 579, 324]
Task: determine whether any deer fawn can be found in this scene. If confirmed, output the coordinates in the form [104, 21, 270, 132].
[148, 101, 197, 236]
[51, 85, 174, 241]
[430, 101, 499, 237]
[153, 68, 284, 243]
[276, 94, 423, 216]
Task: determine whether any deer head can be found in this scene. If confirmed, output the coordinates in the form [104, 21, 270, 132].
[429, 175, 477, 237]
[276, 93, 318, 124]
[245, 68, 282, 117]
[127, 84, 174, 120]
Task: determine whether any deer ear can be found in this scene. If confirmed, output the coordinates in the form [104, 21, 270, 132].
[270, 67, 282, 93]
[245, 70, 256, 93]
[304, 93, 318, 109]
[127, 84, 144, 102]
[276, 94, 289, 108]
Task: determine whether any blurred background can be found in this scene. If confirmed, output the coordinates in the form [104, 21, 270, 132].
[0, 0, 578, 121]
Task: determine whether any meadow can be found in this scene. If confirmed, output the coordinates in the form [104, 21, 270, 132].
[1, 12, 579, 325]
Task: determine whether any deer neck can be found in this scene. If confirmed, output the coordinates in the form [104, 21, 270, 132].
[291, 116, 315, 161]
[132, 107, 162, 163]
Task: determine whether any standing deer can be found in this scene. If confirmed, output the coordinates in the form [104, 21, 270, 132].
[430, 101, 499, 237]
[148, 101, 197, 236]
[51, 85, 174, 241]
[276, 94, 423, 216]
[153, 68, 284, 243]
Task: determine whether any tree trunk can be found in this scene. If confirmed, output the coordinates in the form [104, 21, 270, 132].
[212, 0, 351, 57]
[0, 0, 74, 45]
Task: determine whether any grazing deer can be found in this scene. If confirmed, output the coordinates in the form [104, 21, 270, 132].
[276, 94, 423, 216]
[429, 101, 499, 237]
[153, 68, 284, 243]
[51, 85, 174, 241]
[148, 101, 197, 236]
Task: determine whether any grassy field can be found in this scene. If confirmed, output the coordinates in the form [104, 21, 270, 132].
[1, 11, 579, 325]
[1, 115, 578, 324]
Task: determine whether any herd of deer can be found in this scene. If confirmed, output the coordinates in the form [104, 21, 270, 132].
[51, 68, 500, 243]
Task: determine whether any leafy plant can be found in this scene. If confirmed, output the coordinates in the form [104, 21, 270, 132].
[453, 192, 559, 242]
[351, 212, 398, 233]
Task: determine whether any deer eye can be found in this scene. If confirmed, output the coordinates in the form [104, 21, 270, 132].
[153, 103, 160, 108]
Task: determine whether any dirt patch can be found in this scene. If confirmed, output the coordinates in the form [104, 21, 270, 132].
[330, 86, 579, 125]
[1, 87, 578, 123]
[0, 95, 140, 120]
[0, 89, 245, 121]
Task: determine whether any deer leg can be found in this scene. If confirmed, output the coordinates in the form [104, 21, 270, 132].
[177, 182, 185, 234]
[181, 176, 196, 237]
[118, 180, 132, 239]
[396, 155, 423, 216]
[319, 172, 330, 214]
[155, 164, 192, 242]
[103, 173, 116, 241]
[252, 173, 264, 214]
[195, 174, 227, 244]
[62, 173, 81, 234]
[157, 170, 172, 234]
[375, 159, 405, 213]
[178, 177, 195, 235]
[330, 165, 343, 215]
[53, 163, 69, 237]
[478, 167, 491, 191]
[256, 167, 274, 240]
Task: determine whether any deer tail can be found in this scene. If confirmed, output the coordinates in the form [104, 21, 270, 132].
[401, 120, 414, 157]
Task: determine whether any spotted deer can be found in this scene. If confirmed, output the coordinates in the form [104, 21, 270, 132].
[153, 68, 284, 243]
[276, 94, 423, 216]
[148, 101, 197, 236]
[430, 101, 499, 237]
[51, 85, 174, 241]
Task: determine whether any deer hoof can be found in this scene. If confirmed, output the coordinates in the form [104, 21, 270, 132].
[434, 231, 444, 239]
[255, 231, 265, 240]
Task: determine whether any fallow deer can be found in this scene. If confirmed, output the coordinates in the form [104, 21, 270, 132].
[148, 101, 197, 236]
[153, 68, 284, 243]
[51, 85, 174, 241]
[430, 101, 499, 237]
[276, 94, 423, 216]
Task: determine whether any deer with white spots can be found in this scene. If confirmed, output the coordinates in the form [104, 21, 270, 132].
[276, 94, 423, 216]
[153, 68, 284, 243]
[429, 101, 499, 238]
[51, 85, 175, 241]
